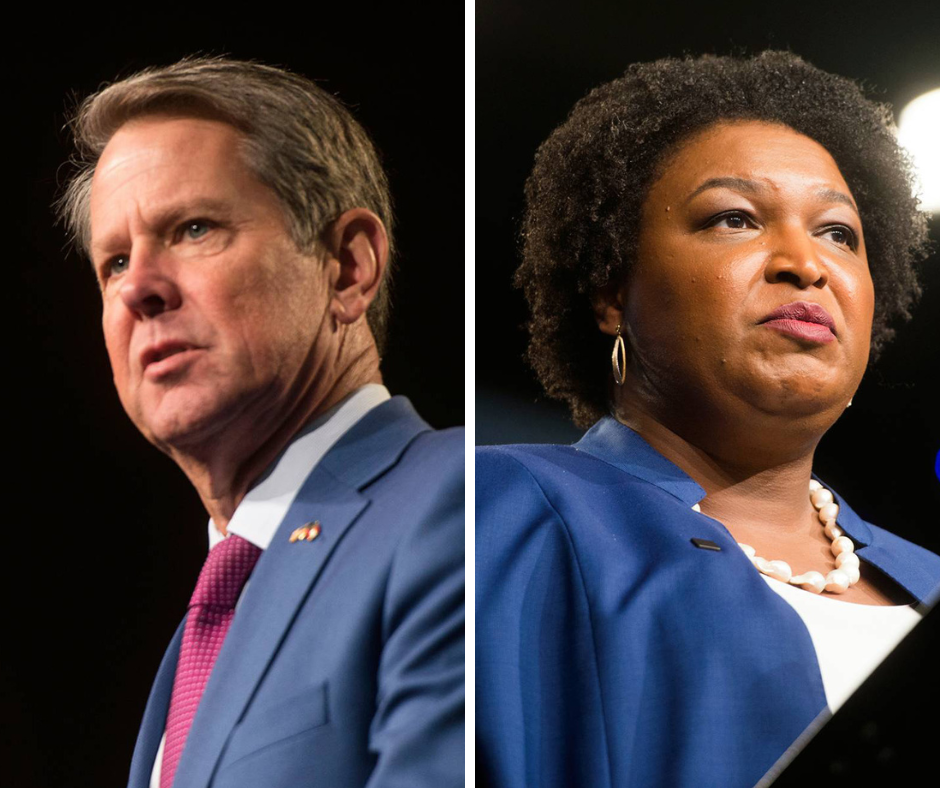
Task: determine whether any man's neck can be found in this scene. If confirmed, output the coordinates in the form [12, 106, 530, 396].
[170, 352, 382, 533]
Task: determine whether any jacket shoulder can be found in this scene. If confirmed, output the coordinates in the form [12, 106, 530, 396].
[406, 425, 464, 467]
[476, 441, 594, 488]
[476, 441, 649, 519]
[475, 443, 593, 581]
[372, 425, 464, 527]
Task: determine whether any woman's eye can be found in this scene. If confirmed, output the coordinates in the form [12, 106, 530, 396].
[707, 211, 754, 230]
[821, 225, 857, 249]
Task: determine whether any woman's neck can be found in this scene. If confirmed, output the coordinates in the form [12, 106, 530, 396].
[611, 400, 820, 535]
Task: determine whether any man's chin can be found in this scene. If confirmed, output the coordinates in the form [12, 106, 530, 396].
[134, 400, 240, 455]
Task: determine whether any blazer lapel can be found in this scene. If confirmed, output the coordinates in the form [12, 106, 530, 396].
[821, 479, 940, 603]
[577, 417, 940, 604]
[127, 617, 185, 788]
[575, 416, 705, 505]
[171, 396, 431, 788]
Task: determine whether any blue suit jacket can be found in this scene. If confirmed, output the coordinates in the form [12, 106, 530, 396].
[476, 417, 940, 788]
[128, 397, 464, 788]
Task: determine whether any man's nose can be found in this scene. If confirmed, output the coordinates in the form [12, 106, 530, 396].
[118, 245, 182, 318]
[763, 223, 830, 290]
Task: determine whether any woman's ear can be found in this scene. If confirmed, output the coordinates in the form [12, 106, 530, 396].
[324, 208, 389, 325]
[592, 279, 626, 337]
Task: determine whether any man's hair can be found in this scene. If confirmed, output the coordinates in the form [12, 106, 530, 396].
[56, 55, 395, 352]
[517, 50, 932, 428]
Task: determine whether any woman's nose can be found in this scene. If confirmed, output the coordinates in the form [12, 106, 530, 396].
[763, 225, 830, 290]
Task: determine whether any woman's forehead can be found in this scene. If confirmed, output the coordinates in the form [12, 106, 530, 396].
[651, 120, 852, 201]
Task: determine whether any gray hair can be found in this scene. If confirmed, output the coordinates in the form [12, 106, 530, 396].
[56, 55, 395, 351]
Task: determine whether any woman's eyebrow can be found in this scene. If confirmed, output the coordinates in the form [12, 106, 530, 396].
[815, 187, 859, 217]
[684, 177, 859, 217]
[683, 176, 763, 204]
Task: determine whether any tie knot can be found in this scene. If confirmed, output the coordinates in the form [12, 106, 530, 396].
[189, 533, 263, 609]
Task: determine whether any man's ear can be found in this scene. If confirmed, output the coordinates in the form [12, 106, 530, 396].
[592, 278, 626, 337]
[324, 208, 389, 325]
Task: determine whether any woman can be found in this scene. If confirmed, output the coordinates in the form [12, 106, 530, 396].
[476, 51, 940, 788]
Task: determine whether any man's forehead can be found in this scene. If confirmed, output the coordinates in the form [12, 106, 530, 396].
[103, 114, 244, 156]
[93, 116, 245, 195]
[89, 117, 257, 248]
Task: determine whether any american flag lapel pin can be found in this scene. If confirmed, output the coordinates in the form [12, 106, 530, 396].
[289, 522, 321, 543]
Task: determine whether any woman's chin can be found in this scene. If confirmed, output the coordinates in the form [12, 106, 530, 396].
[747, 389, 849, 422]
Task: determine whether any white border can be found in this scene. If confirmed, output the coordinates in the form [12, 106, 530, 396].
[464, 1, 476, 785]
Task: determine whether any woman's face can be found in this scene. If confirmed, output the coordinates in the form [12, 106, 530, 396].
[610, 120, 873, 425]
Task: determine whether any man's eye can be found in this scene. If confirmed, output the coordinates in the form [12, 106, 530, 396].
[183, 220, 212, 240]
[108, 255, 129, 276]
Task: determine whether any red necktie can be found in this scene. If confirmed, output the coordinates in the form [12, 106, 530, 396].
[160, 534, 262, 788]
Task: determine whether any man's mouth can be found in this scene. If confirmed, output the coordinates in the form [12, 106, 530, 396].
[140, 341, 198, 370]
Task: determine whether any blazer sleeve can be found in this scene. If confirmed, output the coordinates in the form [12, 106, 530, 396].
[476, 447, 611, 788]
[365, 435, 465, 788]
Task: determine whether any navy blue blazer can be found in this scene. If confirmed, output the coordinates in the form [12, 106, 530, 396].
[128, 397, 465, 788]
[476, 416, 940, 788]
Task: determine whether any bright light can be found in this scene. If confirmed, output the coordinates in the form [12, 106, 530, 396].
[898, 88, 940, 214]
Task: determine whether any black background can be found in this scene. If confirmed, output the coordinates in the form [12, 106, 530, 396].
[9, 13, 463, 787]
[476, 1, 940, 560]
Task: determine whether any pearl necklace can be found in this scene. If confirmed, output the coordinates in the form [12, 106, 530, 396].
[692, 480, 861, 595]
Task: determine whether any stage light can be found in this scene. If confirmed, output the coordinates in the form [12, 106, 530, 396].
[898, 88, 940, 215]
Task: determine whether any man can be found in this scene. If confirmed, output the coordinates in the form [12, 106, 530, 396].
[56, 56, 464, 788]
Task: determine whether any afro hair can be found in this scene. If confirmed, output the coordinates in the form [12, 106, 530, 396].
[517, 51, 931, 428]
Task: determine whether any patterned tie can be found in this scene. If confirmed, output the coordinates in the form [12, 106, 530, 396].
[160, 534, 263, 788]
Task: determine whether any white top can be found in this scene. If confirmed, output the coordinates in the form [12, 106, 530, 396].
[760, 573, 922, 711]
[150, 384, 391, 788]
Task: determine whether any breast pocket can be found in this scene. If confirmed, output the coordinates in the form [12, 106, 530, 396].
[220, 681, 330, 768]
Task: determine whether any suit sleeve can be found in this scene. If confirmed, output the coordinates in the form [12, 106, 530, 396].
[364, 434, 465, 788]
[476, 447, 609, 788]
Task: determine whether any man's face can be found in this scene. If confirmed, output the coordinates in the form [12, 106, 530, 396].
[90, 116, 331, 452]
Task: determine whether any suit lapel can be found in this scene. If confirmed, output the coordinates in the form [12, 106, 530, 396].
[171, 397, 431, 788]
[127, 617, 186, 788]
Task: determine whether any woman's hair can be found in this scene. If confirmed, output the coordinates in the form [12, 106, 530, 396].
[517, 50, 931, 428]
[56, 55, 395, 351]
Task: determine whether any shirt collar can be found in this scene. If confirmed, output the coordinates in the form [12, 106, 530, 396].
[208, 384, 391, 551]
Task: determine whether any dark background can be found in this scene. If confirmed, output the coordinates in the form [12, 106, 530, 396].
[477, 1, 940, 562]
[8, 13, 463, 787]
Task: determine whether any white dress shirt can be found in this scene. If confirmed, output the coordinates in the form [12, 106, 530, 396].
[150, 384, 391, 788]
[760, 573, 922, 711]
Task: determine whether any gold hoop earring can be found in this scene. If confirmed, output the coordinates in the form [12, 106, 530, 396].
[611, 325, 626, 386]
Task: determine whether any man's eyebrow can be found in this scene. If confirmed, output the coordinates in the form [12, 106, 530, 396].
[90, 198, 235, 258]
[683, 177, 859, 217]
